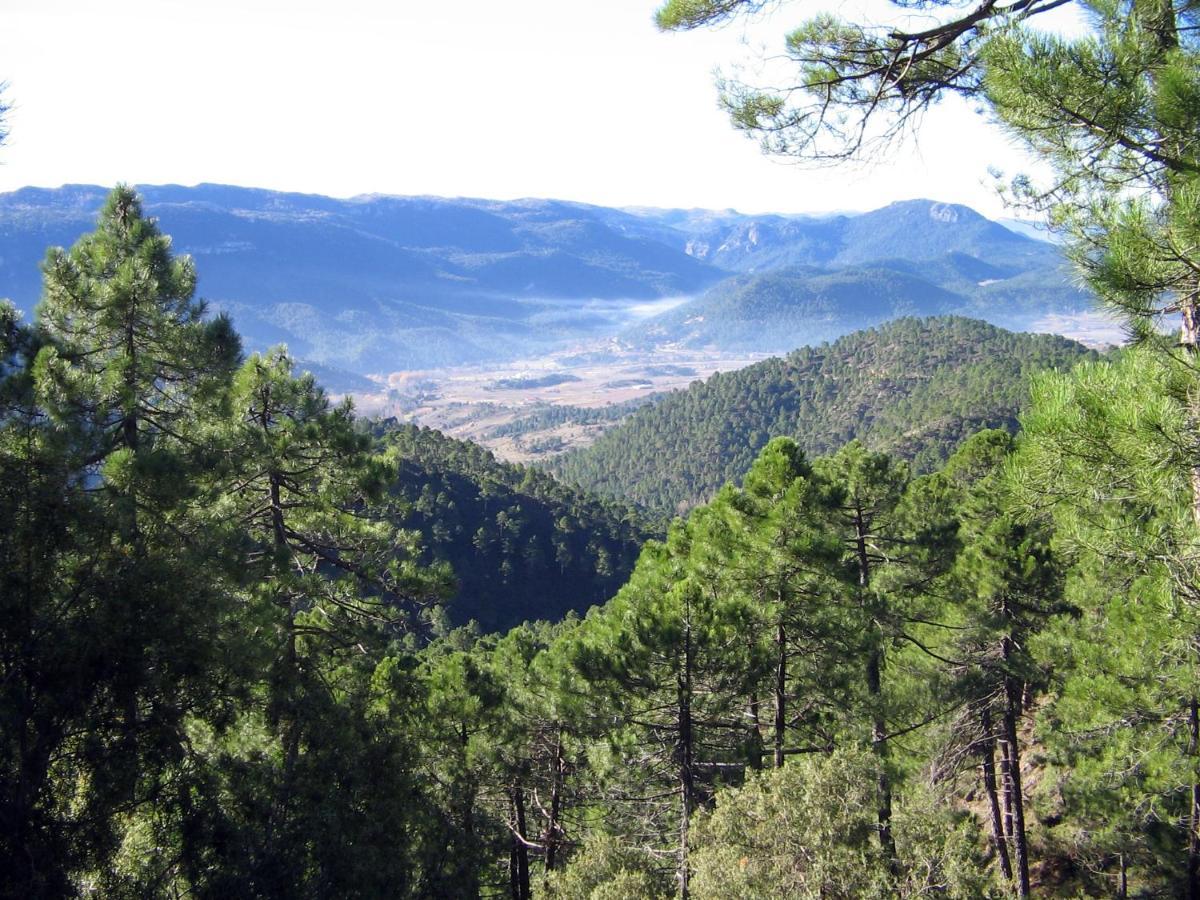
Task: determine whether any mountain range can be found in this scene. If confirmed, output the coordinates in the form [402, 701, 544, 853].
[0, 185, 1094, 373]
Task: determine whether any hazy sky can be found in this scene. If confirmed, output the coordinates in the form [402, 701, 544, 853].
[0, 0, 1056, 216]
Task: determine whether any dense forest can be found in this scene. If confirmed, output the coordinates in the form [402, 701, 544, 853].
[553, 317, 1094, 514]
[378, 422, 647, 631]
[4, 184, 1200, 899]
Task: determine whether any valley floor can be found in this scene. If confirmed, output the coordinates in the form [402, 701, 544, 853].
[347, 342, 770, 462]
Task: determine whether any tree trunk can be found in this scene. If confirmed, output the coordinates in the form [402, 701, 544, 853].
[1187, 697, 1200, 900]
[999, 728, 1015, 842]
[1002, 629, 1031, 898]
[747, 688, 764, 770]
[1003, 704, 1031, 898]
[774, 619, 786, 769]
[980, 703, 1014, 883]
[544, 730, 565, 878]
[1184, 300, 1200, 528]
[511, 787, 531, 900]
[270, 471, 301, 832]
[677, 596, 695, 900]
[855, 506, 898, 869]
[866, 646, 897, 869]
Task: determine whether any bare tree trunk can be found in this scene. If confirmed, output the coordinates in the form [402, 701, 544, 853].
[1181, 290, 1200, 899]
[677, 598, 695, 900]
[855, 506, 898, 869]
[1003, 691, 1031, 897]
[511, 787, 531, 900]
[544, 730, 565, 879]
[263, 465, 300, 867]
[270, 472, 301, 831]
[1188, 697, 1200, 900]
[866, 646, 897, 869]
[1002, 627, 1031, 898]
[980, 704, 1014, 883]
[774, 620, 786, 769]
[999, 729, 1015, 842]
[747, 689, 764, 770]
[1184, 300, 1200, 528]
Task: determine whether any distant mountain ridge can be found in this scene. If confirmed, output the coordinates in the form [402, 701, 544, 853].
[0, 185, 1091, 372]
[625, 199, 1050, 272]
[616, 200, 1091, 352]
[0, 184, 723, 371]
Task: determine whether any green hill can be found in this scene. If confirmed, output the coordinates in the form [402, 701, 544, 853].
[552, 317, 1095, 514]
[377, 423, 650, 631]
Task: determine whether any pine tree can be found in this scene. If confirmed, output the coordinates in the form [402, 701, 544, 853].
[1, 188, 244, 893]
[201, 347, 450, 893]
[935, 431, 1065, 895]
[691, 438, 849, 770]
[1013, 346, 1200, 894]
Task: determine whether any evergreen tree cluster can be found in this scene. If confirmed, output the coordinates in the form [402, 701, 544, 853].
[419, 402, 1200, 897]
[486, 398, 655, 442]
[0, 188, 606, 897]
[425, 401, 1200, 897]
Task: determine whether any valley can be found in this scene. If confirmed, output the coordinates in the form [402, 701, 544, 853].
[349, 341, 768, 461]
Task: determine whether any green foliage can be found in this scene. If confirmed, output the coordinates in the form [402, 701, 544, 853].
[554, 317, 1093, 515]
[546, 833, 671, 900]
[6, 184, 1197, 899]
[377, 422, 649, 631]
[1011, 345, 1199, 893]
[0, 191, 254, 895]
[0, 189, 471, 897]
[487, 397, 655, 442]
[689, 749, 894, 899]
[655, 0, 1200, 355]
[689, 748, 995, 899]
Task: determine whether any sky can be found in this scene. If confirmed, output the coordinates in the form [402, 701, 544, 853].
[0, 0, 1059, 217]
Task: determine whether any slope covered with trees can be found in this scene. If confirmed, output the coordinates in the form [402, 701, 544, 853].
[554, 317, 1094, 514]
[415, 405, 1200, 898]
[377, 422, 648, 632]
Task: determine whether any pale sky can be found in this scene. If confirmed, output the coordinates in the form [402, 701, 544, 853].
[0, 0, 1057, 217]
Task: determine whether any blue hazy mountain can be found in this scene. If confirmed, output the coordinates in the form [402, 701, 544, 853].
[619, 200, 1091, 351]
[0, 187, 1091, 370]
[618, 200, 1056, 271]
[0, 184, 722, 371]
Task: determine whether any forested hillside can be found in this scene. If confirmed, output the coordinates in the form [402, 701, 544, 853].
[378, 423, 648, 631]
[623, 199, 1093, 352]
[554, 317, 1095, 514]
[6, 0, 1200, 888]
